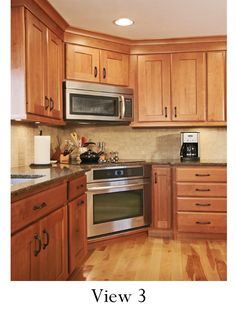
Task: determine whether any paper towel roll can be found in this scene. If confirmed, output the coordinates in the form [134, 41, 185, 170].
[34, 135, 51, 165]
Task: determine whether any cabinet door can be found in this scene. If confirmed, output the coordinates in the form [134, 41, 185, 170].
[25, 10, 47, 116]
[207, 51, 226, 122]
[39, 206, 68, 280]
[171, 52, 206, 121]
[47, 29, 63, 120]
[68, 194, 87, 274]
[100, 50, 129, 86]
[152, 167, 172, 229]
[66, 44, 100, 82]
[11, 223, 40, 280]
[138, 54, 171, 121]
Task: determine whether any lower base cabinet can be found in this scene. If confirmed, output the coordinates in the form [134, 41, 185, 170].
[11, 206, 68, 281]
[150, 166, 172, 235]
[68, 194, 87, 274]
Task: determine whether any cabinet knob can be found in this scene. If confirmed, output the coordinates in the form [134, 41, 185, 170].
[77, 200, 85, 207]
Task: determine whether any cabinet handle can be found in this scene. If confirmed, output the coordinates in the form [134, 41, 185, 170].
[77, 200, 85, 207]
[154, 173, 157, 184]
[34, 234, 42, 256]
[45, 96, 49, 110]
[94, 66, 98, 78]
[103, 67, 106, 79]
[33, 202, 47, 211]
[164, 107, 168, 118]
[174, 106, 177, 117]
[195, 188, 210, 192]
[195, 203, 211, 206]
[195, 173, 210, 177]
[195, 221, 211, 225]
[49, 97, 54, 111]
[42, 229, 50, 249]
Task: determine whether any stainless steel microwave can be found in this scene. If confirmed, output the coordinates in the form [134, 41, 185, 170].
[63, 81, 133, 123]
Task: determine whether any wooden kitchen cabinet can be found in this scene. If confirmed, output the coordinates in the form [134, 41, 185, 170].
[207, 51, 226, 122]
[11, 206, 68, 281]
[66, 44, 100, 82]
[171, 52, 206, 121]
[174, 166, 227, 238]
[150, 166, 172, 235]
[11, 7, 64, 124]
[68, 194, 87, 273]
[66, 44, 129, 86]
[100, 50, 129, 86]
[68, 175, 87, 274]
[138, 54, 171, 121]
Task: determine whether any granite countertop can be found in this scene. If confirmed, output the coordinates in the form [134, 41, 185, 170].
[11, 163, 89, 200]
[11, 158, 227, 199]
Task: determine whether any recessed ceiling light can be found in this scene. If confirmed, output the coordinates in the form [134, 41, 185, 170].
[113, 18, 134, 27]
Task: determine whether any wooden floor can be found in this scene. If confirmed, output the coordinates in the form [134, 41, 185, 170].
[70, 235, 227, 281]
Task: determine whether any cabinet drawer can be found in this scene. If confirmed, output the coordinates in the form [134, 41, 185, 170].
[68, 175, 86, 201]
[12, 183, 67, 233]
[177, 212, 226, 233]
[176, 167, 226, 182]
[176, 183, 226, 197]
[177, 197, 227, 212]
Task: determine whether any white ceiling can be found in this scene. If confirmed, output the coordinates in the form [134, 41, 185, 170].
[48, 0, 227, 40]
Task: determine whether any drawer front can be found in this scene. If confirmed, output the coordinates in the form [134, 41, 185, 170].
[177, 212, 226, 233]
[68, 175, 86, 201]
[176, 167, 226, 182]
[176, 183, 226, 197]
[12, 183, 67, 233]
[177, 197, 227, 212]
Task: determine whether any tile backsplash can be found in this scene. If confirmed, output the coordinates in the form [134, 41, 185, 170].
[11, 122, 227, 167]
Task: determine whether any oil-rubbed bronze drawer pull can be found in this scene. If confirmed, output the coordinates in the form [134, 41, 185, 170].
[195, 188, 210, 192]
[195, 203, 211, 206]
[195, 173, 210, 176]
[154, 173, 157, 184]
[94, 66, 98, 78]
[195, 221, 211, 225]
[34, 234, 42, 256]
[77, 200, 84, 207]
[164, 107, 168, 118]
[33, 202, 47, 211]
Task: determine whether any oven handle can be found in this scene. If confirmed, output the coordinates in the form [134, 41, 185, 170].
[87, 182, 147, 192]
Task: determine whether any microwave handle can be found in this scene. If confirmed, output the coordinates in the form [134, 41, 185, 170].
[119, 95, 125, 119]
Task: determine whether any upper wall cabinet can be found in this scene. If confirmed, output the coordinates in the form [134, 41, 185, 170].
[66, 44, 129, 86]
[11, 7, 64, 125]
[138, 54, 171, 122]
[134, 48, 226, 127]
[171, 52, 206, 121]
[207, 51, 226, 122]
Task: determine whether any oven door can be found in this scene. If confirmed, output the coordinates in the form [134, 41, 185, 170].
[65, 89, 122, 121]
[87, 178, 150, 238]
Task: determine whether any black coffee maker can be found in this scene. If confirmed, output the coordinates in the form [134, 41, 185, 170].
[180, 132, 200, 161]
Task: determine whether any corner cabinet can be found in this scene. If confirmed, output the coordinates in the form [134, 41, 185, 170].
[66, 44, 129, 86]
[11, 7, 64, 125]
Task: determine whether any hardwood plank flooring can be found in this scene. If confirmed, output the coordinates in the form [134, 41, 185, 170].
[70, 235, 227, 281]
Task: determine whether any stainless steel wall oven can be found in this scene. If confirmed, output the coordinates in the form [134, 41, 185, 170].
[86, 165, 151, 238]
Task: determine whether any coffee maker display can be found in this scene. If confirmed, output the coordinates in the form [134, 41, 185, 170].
[180, 132, 200, 161]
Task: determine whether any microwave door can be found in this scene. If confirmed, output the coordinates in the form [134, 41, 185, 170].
[65, 89, 121, 121]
